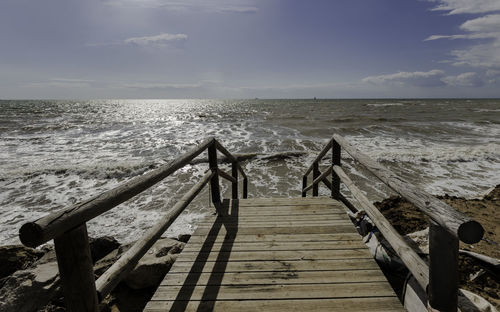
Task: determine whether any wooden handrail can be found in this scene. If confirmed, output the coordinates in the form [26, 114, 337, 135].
[217, 168, 237, 184]
[96, 170, 214, 298]
[302, 134, 484, 311]
[19, 137, 216, 248]
[18, 138, 248, 312]
[303, 137, 333, 177]
[333, 165, 429, 290]
[215, 141, 247, 179]
[332, 134, 484, 244]
[303, 167, 332, 193]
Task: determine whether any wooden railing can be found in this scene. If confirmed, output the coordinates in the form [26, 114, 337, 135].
[302, 134, 484, 312]
[19, 138, 248, 312]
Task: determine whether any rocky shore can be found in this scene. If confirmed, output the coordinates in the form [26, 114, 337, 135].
[0, 235, 190, 312]
[375, 184, 500, 309]
[1, 185, 499, 311]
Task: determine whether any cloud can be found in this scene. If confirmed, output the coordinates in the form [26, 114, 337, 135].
[218, 6, 258, 13]
[429, 0, 500, 15]
[425, 33, 499, 41]
[124, 33, 187, 46]
[461, 14, 500, 32]
[123, 82, 202, 90]
[486, 69, 500, 77]
[426, 2, 500, 68]
[26, 78, 95, 88]
[442, 72, 484, 87]
[103, 0, 258, 13]
[449, 43, 500, 68]
[362, 70, 446, 87]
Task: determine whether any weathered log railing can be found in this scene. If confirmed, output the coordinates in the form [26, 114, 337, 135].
[302, 133, 484, 312]
[19, 138, 248, 312]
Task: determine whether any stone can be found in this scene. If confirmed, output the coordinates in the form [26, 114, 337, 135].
[124, 238, 185, 289]
[89, 236, 120, 263]
[0, 245, 44, 280]
[94, 243, 133, 277]
[0, 261, 60, 312]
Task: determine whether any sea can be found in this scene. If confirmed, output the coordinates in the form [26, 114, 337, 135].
[1, 99, 499, 246]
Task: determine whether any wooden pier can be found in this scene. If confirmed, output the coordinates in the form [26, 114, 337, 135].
[145, 197, 403, 311]
[18, 134, 485, 312]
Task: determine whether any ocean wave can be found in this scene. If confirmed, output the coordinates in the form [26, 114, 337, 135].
[1, 99, 500, 245]
[366, 103, 404, 107]
[0, 161, 158, 181]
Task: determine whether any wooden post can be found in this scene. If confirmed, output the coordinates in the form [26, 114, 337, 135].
[302, 176, 307, 197]
[243, 178, 248, 198]
[231, 162, 238, 199]
[331, 140, 341, 199]
[208, 144, 221, 207]
[312, 162, 319, 197]
[428, 220, 458, 312]
[54, 223, 98, 312]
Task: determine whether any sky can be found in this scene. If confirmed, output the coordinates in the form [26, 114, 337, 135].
[1, 0, 500, 99]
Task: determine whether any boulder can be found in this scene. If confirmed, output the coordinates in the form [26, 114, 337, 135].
[0, 245, 44, 280]
[89, 236, 120, 263]
[124, 238, 185, 289]
[94, 243, 133, 277]
[0, 261, 60, 312]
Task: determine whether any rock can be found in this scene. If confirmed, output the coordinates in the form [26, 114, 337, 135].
[124, 238, 185, 289]
[0, 245, 44, 280]
[483, 184, 500, 201]
[0, 261, 60, 312]
[94, 243, 133, 277]
[177, 234, 191, 243]
[404, 227, 429, 254]
[89, 236, 120, 263]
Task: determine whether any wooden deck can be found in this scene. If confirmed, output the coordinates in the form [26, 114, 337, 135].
[144, 197, 404, 311]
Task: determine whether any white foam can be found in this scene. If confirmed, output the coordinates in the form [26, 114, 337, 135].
[366, 103, 404, 107]
[1, 99, 499, 246]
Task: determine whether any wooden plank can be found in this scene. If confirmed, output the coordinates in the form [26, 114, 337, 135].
[235, 204, 345, 210]
[192, 225, 358, 236]
[151, 282, 397, 301]
[237, 198, 338, 206]
[168, 258, 381, 273]
[202, 214, 347, 222]
[187, 233, 362, 243]
[229, 210, 346, 217]
[195, 220, 353, 228]
[161, 269, 388, 286]
[147, 197, 403, 311]
[182, 240, 366, 252]
[145, 297, 404, 312]
[174, 249, 372, 262]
